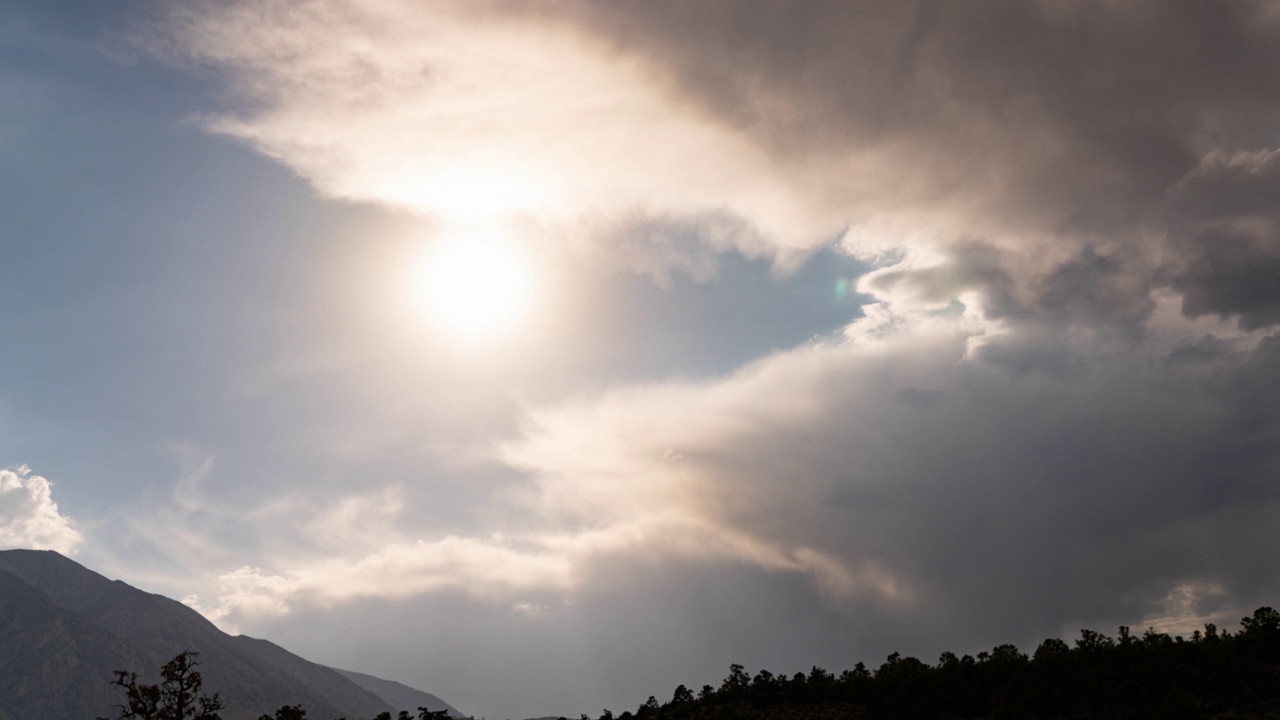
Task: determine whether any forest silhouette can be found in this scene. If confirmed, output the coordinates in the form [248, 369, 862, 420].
[104, 607, 1279, 720]
[581, 607, 1280, 720]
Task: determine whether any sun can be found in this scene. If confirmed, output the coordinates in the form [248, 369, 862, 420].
[413, 236, 536, 344]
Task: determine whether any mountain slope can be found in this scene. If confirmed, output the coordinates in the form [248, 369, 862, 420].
[0, 569, 151, 720]
[331, 668, 464, 718]
[233, 636, 416, 718]
[0, 550, 403, 720]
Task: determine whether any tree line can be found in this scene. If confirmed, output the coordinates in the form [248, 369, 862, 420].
[102, 606, 1279, 720]
[569, 606, 1280, 720]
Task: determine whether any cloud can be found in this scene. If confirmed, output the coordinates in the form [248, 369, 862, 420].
[126, 0, 1280, 670]
[560, 0, 1280, 228]
[201, 307, 1279, 644]
[138, 0, 843, 264]
[557, 0, 1280, 331]
[1170, 149, 1280, 328]
[194, 534, 576, 631]
[498, 305, 1280, 642]
[1137, 579, 1241, 638]
[135, 0, 1280, 342]
[0, 465, 82, 554]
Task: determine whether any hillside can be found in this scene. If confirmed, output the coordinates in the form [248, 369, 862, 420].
[0, 550, 455, 720]
[0, 568, 151, 720]
[332, 668, 464, 719]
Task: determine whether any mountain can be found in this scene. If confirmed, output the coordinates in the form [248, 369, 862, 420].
[0, 549, 458, 720]
[331, 669, 463, 718]
[0, 568, 150, 720]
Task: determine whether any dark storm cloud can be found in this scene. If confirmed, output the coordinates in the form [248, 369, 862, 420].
[1173, 149, 1280, 220]
[862, 240, 1157, 378]
[1171, 149, 1280, 328]
[503, 310, 1280, 684]
[1175, 229, 1280, 329]
[1164, 334, 1235, 367]
[553, 1, 1280, 183]
[534, 0, 1280, 329]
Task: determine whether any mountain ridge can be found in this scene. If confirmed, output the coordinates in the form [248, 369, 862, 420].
[0, 549, 460, 720]
[330, 668, 464, 719]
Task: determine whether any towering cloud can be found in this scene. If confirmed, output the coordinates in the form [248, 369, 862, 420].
[0, 466, 82, 554]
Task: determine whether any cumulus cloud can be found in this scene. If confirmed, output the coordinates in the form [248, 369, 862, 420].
[0, 465, 82, 554]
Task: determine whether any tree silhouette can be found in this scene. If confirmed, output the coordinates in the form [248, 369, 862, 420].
[563, 605, 1280, 720]
[99, 650, 223, 720]
[258, 705, 307, 720]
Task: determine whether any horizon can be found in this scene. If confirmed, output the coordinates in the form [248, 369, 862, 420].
[4, 2, 1280, 718]
[6, 545, 1277, 720]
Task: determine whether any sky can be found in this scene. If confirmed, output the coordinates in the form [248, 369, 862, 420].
[3, 1, 1280, 718]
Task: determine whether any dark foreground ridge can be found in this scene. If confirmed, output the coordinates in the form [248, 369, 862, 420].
[572, 607, 1280, 720]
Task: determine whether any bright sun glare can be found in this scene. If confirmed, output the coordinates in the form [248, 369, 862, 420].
[413, 236, 536, 344]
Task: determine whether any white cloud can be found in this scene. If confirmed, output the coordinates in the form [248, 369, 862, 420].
[195, 534, 576, 630]
[142, 0, 846, 265]
[0, 465, 82, 554]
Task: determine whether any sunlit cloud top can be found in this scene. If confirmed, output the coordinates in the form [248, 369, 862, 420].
[144, 0, 849, 262]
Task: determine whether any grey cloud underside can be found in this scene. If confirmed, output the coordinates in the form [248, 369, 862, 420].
[1172, 149, 1280, 328]
[501, 321, 1280, 657]
[511, 0, 1280, 330]
[270, 328, 1280, 716]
